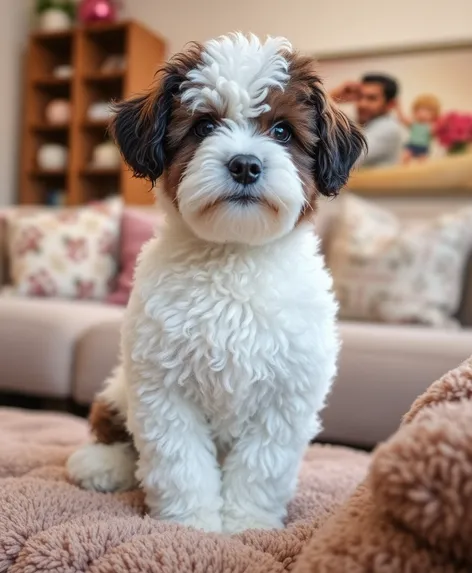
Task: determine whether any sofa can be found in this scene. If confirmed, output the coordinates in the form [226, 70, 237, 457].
[1, 195, 472, 448]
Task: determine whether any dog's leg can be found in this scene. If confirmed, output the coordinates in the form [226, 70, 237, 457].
[128, 386, 223, 532]
[67, 367, 138, 492]
[221, 405, 318, 533]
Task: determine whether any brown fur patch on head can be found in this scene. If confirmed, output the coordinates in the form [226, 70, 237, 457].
[259, 54, 320, 222]
[258, 52, 366, 223]
[163, 94, 224, 207]
[89, 399, 131, 445]
[110, 43, 204, 190]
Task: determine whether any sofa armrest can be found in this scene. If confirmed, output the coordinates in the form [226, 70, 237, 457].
[73, 318, 122, 404]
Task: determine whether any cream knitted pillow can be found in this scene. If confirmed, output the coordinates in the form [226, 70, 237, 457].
[327, 194, 472, 327]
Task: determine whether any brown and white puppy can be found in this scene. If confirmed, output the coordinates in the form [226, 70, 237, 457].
[67, 34, 365, 534]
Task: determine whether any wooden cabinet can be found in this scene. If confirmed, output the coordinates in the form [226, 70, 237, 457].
[20, 21, 166, 206]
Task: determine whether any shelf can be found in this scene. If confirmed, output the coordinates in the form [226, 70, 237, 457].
[21, 21, 166, 206]
[81, 167, 120, 176]
[32, 29, 73, 40]
[82, 119, 112, 129]
[84, 71, 124, 82]
[82, 21, 128, 36]
[29, 169, 67, 178]
[31, 123, 70, 132]
[33, 76, 71, 87]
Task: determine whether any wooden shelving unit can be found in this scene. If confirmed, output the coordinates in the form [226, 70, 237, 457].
[20, 21, 166, 206]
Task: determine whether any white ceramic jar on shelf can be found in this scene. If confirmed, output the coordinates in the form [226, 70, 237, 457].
[37, 144, 68, 171]
[87, 102, 114, 122]
[45, 99, 71, 124]
[91, 142, 121, 169]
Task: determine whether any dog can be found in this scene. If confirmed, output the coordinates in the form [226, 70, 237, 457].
[67, 33, 365, 534]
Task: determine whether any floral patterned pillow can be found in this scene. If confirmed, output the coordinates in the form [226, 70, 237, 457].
[327, 194, 472, 327]
[7, 200, 121, 300]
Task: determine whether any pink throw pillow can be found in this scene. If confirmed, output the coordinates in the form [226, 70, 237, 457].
[107, 209, 164, 305]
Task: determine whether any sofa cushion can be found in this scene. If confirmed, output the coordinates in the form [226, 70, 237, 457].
[107, 208, 164, 306]
[0, 296, 123, 397]
[6, 199, 121, 301]
[320, 321, 472, 447]
[327, 194, 472, 327]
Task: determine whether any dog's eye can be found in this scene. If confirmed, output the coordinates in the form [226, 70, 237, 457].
[270, 122, 292, 143]
[194, 118, 216, 139]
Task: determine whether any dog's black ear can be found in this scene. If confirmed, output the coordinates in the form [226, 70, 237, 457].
[110, 70, 180, 185]
[311, 87, 366, 197]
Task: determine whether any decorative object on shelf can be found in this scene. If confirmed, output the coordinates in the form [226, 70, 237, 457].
[45, 189, 66, 206]
[53, 65, 73, 79]
[77, 0, 121, 23]
[396, 94, 441, 164]
[91, 141, 121, 169]
[101, 55, 126, 74]
[37, 144, 68, 170]
[436, 112, 472, 155]
[35, 0, 76, 31]
[87, 101, 114, 122]
[45, 99, 71, 124]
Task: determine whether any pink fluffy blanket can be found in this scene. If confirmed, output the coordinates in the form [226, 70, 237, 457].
[0, 408, 369, 572]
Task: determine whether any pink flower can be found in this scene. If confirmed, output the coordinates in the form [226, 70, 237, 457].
[76, 279, 95, 299]
[63, 237, 88, 262]
[57, 212, 79, 223]
[15, 226, 43, 256]
[27, 269, 56, 297]
[98, 230, 115, 255]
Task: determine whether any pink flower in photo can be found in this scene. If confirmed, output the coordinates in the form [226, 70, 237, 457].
[27, 269, 57, 297]
[15, 226, 44, 256]
[436, 112, 472, 149]
[75, 279, 95, 299]
[63, 237, 88, 262]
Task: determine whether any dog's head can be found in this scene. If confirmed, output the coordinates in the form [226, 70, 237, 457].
[112, 33, 365, 245]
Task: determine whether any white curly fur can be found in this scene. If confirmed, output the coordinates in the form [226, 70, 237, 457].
[67, 33, 339, 534]
[181, 33, 291, 121]
[68, 203, 339, 532]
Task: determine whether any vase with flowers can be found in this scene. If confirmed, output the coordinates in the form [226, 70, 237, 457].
[78, 0, 122, 23]
[436, 112, 472, 155]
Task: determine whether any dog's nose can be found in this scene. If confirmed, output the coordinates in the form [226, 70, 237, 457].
[227, 155, 262, 185]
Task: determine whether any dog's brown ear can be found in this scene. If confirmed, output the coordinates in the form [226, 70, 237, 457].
[110, 70, 180, 185]
[311, 88, 366, 197]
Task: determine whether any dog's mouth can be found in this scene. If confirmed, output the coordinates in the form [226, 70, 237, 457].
[199, 193, 279, 217]
[226, 192, 261, 206]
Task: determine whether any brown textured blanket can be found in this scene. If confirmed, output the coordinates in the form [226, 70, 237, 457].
[0, 408, 369, 572]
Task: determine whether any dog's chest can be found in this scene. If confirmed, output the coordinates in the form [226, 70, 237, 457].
[130, 235, 336, 436]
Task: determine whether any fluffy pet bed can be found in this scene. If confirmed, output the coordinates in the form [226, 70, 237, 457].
[0, 409, 368, 572]
[296, 356, 472, 572]
[1, 356, 471, 572]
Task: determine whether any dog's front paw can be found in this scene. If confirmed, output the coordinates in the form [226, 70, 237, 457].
[222, 507, 284, 533]
[67, 442, 138, 492]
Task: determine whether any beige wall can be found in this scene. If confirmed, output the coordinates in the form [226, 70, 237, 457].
[130, 0, 472, 56]
[0, 2, 29, 205]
